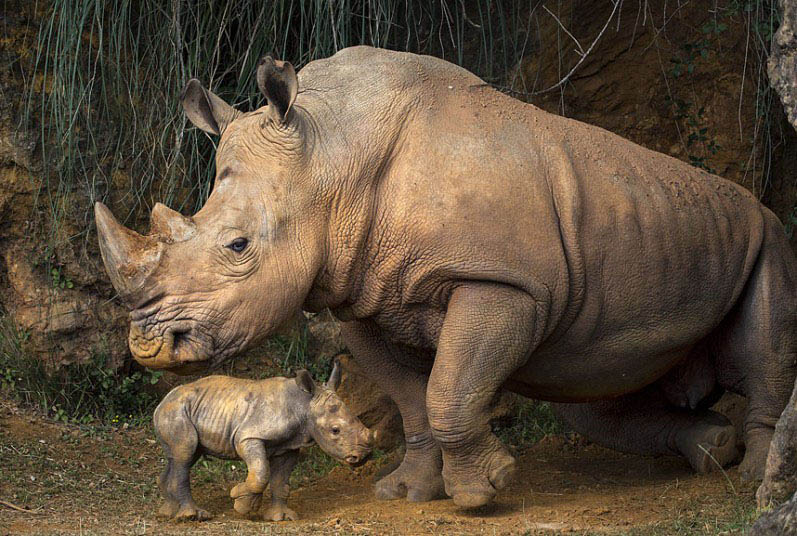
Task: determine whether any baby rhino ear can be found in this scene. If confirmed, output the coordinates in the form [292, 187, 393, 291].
[295, 369, 315, 395]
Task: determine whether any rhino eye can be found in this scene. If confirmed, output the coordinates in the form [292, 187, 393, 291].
[331, 426, 340, 436]
[227, 238, 248, 253]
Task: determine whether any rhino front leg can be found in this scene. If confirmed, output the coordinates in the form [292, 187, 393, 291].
[264, 450, 299, 521]
[427, 283, 541, 508]
[231, 439, 269, 518]
[340, 320, 446, 502]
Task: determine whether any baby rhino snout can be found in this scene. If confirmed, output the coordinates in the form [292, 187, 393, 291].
[345, 428, 376, 467]
[345, 453, 368, 467]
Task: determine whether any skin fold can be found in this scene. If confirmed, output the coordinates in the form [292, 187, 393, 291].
[153, 362, 373, 521]
[95, 47, 797, 509]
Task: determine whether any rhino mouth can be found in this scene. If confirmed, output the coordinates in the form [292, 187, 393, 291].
[128, 318, 213, 374]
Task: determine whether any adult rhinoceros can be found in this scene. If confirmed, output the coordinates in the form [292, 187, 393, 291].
[95, 46, 797, 508]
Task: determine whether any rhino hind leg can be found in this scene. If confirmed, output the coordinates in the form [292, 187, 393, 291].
[157, 460, 180, 518]
[154, 409, 210, 521]
[552, 384, 738, 473]
[714, 210, 797, 483]
[264, 450, 299, 521]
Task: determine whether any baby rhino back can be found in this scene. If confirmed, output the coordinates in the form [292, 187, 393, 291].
[153, 375, 304, 459]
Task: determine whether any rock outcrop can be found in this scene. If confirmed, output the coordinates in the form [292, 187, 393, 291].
[769, 0, 797, 129]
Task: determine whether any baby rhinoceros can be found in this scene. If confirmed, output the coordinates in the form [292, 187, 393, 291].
[153, 361, 373, 522]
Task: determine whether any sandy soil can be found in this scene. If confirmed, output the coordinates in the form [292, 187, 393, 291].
[0, 400, 759, 535]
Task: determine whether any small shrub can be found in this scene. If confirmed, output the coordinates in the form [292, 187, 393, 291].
[263, 326, 332, 382]
[785, 205, 797, 239]
[493, 399, 564, 449]
[0, 315, 162, 425]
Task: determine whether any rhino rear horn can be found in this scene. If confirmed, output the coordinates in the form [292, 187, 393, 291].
[150, 202, 195, 243]
[180, 79, 240, 136]
[257, 54, 298, 124]
[95, 202, 163, 303]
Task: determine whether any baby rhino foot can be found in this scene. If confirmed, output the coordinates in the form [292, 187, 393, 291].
[230, 483, 263, 517]
[265, 503, 298, 521]
[675, 421, 737, 474]
[174, 505, 213, 522]
[157, 501, 179, 519]
[443, 446, 517, 509]
[375, 453, 446, 502]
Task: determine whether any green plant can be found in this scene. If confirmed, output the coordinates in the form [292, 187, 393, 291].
[263, 325, 334, 382]
[665, 97, 721, 173]
[0, 314, 163, 425]
[493, 399, 564, 449]
[50, 266, 74, 289]
[289, 445, 339, 488]
[22, 0, 530, 267]
[785, 205, 797, 239]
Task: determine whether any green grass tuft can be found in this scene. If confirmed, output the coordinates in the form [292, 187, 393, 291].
[0, 314, 162, 425]
[494, 398, 565, 449]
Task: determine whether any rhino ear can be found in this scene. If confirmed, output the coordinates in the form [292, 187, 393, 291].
[180, 79, 239, 136]
[295, 369, 315, 395]
[256, 54, 298, 125]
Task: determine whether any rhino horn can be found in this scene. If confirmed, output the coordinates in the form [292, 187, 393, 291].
[325, 358, 342, 391]
[150, 202, 195, 243]
[95, 202, 163, 302]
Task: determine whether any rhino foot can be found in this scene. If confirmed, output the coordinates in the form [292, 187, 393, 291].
[156, 500, 179, 519]
[174, 505, 213, 522]
[231, 489, 263, 518]
[265, 503, 298, 521]
[739, 431, 773, 482]
[675, 421, 737, 474]
[374, 451, 446, 502]
[442, 445, 517, 509]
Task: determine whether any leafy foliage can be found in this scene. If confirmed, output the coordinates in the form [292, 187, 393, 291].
[24, 0, 530, 253]
[0, 315, 162, 425]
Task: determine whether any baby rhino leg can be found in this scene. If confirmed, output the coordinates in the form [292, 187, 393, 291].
[231, 439, 269, 518]
[553, 384, 737, 474]
[154, 406, 210, 521]
[264, 451, 300, 521]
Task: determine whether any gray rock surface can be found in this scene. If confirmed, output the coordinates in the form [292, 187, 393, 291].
[769, 0, 797, 130]
[751, 491, 797, 535]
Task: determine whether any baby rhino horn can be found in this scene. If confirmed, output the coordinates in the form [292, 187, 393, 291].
[325, 359, 342, 391]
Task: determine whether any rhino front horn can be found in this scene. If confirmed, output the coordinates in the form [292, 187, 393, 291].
[95, 202, 163, 303]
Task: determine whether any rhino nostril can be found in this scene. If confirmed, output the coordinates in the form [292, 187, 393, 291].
[171, 328, 190, 352]
[345, 455, 359, 465]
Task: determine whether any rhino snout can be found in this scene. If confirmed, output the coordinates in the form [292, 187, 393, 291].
[344, 451, 371, 467]
[343, 428, 375, 466]
[128, 320, 208, 373]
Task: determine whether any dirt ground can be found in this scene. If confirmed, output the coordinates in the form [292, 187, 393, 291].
[0, 398, 760, 535]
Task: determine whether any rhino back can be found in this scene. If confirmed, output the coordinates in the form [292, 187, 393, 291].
[300, 48, 769, 396]
[155, 376, 303, 458]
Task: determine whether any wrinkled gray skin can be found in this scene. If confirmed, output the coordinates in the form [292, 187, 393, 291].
[96, 47, 797, 509]
[153, 362, 373, 521]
